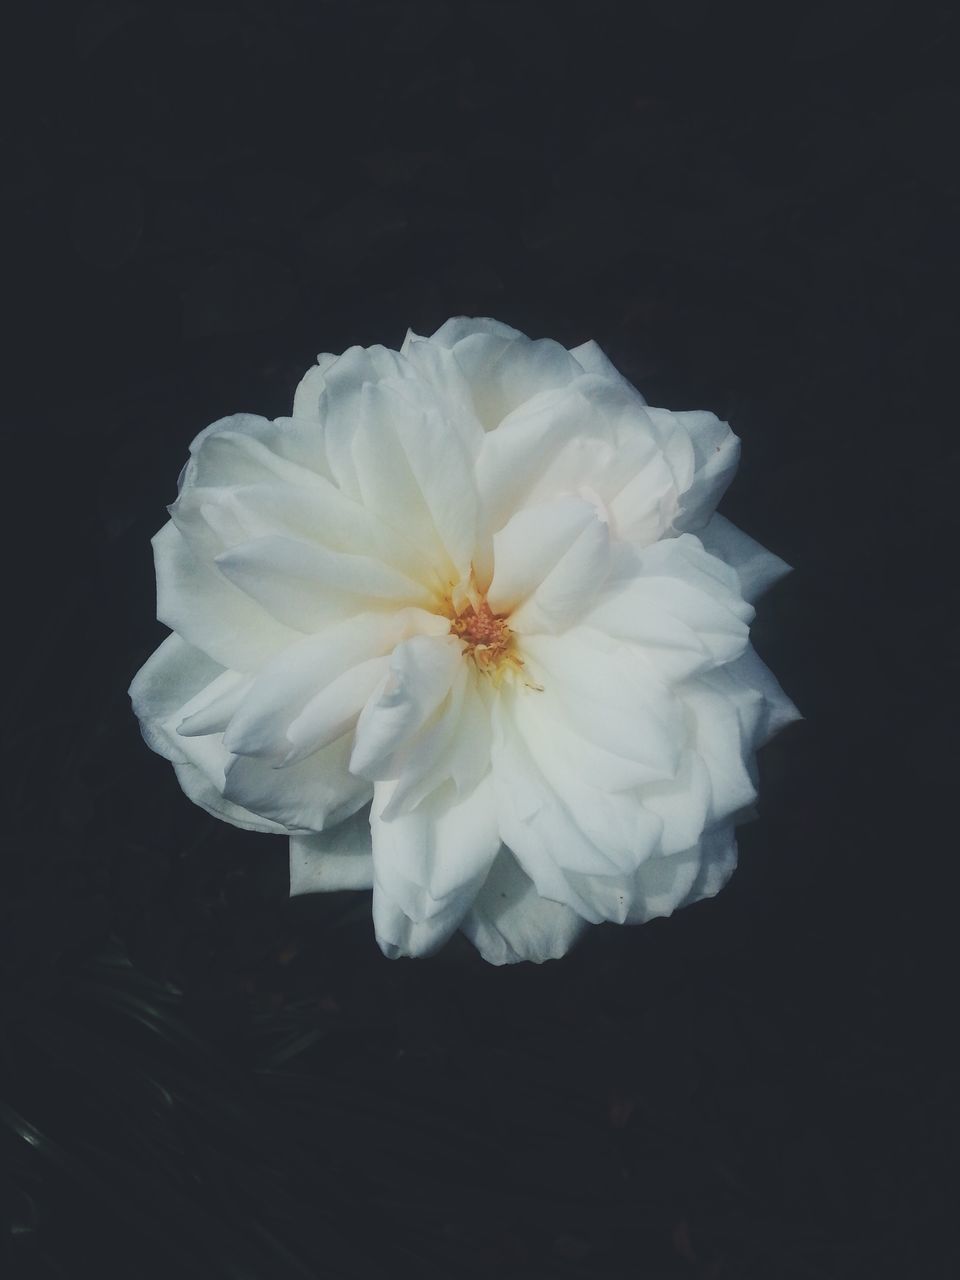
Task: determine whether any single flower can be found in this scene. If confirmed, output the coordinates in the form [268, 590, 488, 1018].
[130, 317, 799, 964]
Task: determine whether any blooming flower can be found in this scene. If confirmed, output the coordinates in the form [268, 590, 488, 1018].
[130, 317, 799, 964]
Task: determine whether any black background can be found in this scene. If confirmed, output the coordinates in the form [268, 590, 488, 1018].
[2, 3, 957, 1277]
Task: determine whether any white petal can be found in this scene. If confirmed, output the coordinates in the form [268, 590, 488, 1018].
[214, 535, 431, 632]
[375, 664, 491, 818]
[451, 334, 584, 431]
[414, 321, 589, 436]
[129, 634, 286, 834]
[684, 825, 739, 906]
[371, 776, 501, 957]
[372, 775, 500, 914]
[176, 668, 251, 738]
[669, 410, 741, 532]
[223, 609, 446, 762]
[368, 378, 480, 580]
[625, 845, 703, 923]
[626, 406, 698, 501]
[290, 352, 339, 421]
[289, 807, 374, 894]
[153, 520, 298, 671]
[521, 630, 683, 781]
[131, 633, 225, 762]
[460, 849, 587, 965]
[582, 535, 753, 682]
[397, 335, 486, 458]
[350, 635, 464, 779]
[510, 689, 664, 873]
[303, 345, 410, 498]
[506, 689, 662, 792]
[701, 644, 802, 746]
[283, 657, 389, 764]
[698, 513, 792, 602]
[628, 825, 738, 922]
[426, 316, 525, 346]
[442, 676, 493, 797]
[507, 507, 610, 635]
[179, 413, 333, 493]
[679, 680, 760, 823]
[489, 695, 609, 922]
[637, 751, 713, 857]
[492, 685, 705, 927]
[172, 474, 428, 585]
[223, 732, 371, 833]
[169, 758, 289, 834]
[568, 339, 647, 402]
[474, 375, 679, 554]
[372, 889, 471, 960]
[475, 379, 610, 534]
[345, 379, 477, 583]
[487, 495, 610, 629]
[606, 445, 685, 546]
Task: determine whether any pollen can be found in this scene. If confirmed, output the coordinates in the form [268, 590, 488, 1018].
[451, 596, 513, 667]
[445, 581, 537, 687]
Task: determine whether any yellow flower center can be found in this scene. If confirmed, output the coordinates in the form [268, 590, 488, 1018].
[439, 576, 536, 687]
[450, 596, 516, 672]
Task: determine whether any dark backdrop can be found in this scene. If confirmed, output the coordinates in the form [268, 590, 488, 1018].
[2, 3, 957, 1278]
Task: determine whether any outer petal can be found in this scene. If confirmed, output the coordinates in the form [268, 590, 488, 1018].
[293, 345, 410, 498]
[223, 732, 371, 833]
[178, 413, 334, 492]
[131, 633, 224, 759]
[678, 679, 761, 824]
[414, 319, 587, 433]
[697, 513, 792, 603]
[290, 352, 339, 422]
[166, 758, 287, 833]
[370, 776, 501, 957]
[289, 807, 374, 894]
[624, 846, 703, 923]
[568, 339, 647, 400]
[460, 849, 588, 965]
[153, 520, 298, 672]
[699, 645, 802, 747]
[662, 409, 741, 533]
[129, 634, 286, 834]
[581, 535, 753, 683]
[683, 824, 739, 907]
[636, 751, 713, 857]
[398, 333, 486, 458]
[451, 335, 584, 431]
[425, 317, 525, 346]
[627, 825, 738, 923]
[372, 889, 472, 960]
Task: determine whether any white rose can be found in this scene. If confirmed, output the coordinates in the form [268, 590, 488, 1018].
[130, 317, 799, 964]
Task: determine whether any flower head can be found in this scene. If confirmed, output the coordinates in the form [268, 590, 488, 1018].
[130, 317, 799, 963]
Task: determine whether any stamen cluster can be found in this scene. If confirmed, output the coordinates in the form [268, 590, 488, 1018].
[449, 596, 524, 682]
